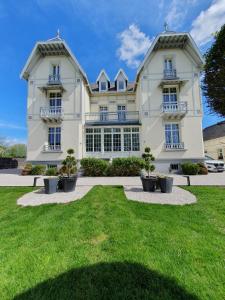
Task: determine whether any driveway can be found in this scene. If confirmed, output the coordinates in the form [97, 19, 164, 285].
[0, 169, 225, 186]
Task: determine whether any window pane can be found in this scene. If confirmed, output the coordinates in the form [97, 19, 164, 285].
[86, 128, 93, 133]
[86, 135, 93, 152]
[101, 82, 107, 90]
[132, 133, 140, 151]
[113, 134, 121, 151]
[124, 134, 131, 151]
[104, 134, 112, 151]
[94, 134, 101, 152]
[118, 81, 124, 90]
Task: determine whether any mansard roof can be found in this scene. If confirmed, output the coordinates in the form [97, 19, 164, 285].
[96, 69, 110, 82]
[136, 31, 204, 85]
[114, 69, 128, 81]
[91, 81, 134, 93]
[20, 37, 90, 90]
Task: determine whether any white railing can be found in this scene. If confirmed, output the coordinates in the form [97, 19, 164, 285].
[164, 69, 177, 79]
[40, 107, 63, 118]
[43, 144, 61, 152]
[165, 142, 184, 150]
[48, 74, 61, 85]
[161, 102, 187, 114]
[85, 111, 140, 124]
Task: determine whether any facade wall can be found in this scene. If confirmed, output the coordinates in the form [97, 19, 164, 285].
[204, 137, 225, 161]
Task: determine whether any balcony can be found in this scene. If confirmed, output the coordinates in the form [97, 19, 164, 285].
[48, 74, 61, 85]
[43, 144, 62, 152]
[164, 69, 177, 80]
[161, 102, 187, 119]
[165, 142, 185, 151]
[85, 111, 140, 126]
[40, 107, 64, 122]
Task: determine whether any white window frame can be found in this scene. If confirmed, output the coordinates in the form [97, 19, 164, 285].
[165, 123, 181, 145]
[117, 80, 125, 91]
[99, 81, 107, 92]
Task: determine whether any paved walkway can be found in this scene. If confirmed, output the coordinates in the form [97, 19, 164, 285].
[124, 186, 196, 205]
[17, 186, 92, 206]
[1, 172, 225, 187]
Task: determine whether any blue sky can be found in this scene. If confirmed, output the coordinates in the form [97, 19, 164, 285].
[0, 0, 225, 144]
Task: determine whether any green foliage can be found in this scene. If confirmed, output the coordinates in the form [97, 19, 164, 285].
[45, 167, 58, 176]
[109, 157, 145, 176]
[142, 146, 155, 177]
[203, 24, 225, 116]
[30, 165, 46, 175]
[181, 162, 199, 175]
[60, 149, 77, 177]
[80, 158, 108, 176]
[197, 162, 208, 175]
[0, 144, 26, 158]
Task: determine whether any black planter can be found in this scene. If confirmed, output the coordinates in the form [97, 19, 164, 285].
[141, 176, 157, 192]
[44, 177, 58, 194]
[159, 177, 173, 193]
[61, 176, 77, 192]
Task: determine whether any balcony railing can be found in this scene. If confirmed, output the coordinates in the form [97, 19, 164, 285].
[164, 69, 177, 79]
[85, 111, 140, 125]
[161, 102, 187, 114]
[40, 107, 64, 120]
[43, 144, 61, 152]
[48, 74, 61, 85]
[165, 142, 185, 150]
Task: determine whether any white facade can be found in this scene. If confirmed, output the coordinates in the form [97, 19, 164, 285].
[21, 31, 204, 173]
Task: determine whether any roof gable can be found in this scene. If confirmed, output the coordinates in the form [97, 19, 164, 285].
[96, 69, 110, 82]
[114, 69, 128, 81]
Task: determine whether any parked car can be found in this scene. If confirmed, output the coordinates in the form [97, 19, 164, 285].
[205, 155, 225, 172]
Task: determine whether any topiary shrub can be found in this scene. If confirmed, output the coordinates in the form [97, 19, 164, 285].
[181, 162, 199, 175]
[45, 167, 58, 176]
[109, 157, 145, 176]
[142, 147, 155, 177]
[30, 165, 46, 175]
[197, 162, 208, 175]
[60, 149, 77, 177]
[80, 158, 108, 176]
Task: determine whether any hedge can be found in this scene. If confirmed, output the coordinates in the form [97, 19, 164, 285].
[181, 162, 199, 175]
[80, 158, 108, 176]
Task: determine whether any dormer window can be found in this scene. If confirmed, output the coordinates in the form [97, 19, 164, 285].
[114, 69, 128, 92]
[96, 70, 110, 92]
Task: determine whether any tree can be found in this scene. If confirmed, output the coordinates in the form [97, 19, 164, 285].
[203, 24, 225, 116]
[6, 144, 26, 158]
[142, 146, 155, 177]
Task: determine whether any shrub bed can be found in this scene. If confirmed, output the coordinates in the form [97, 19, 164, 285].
[80, 158, 108, 176]
[30, 165, 46, 175]
[109, 157, 145, 176]
[181, 162, 199, 175]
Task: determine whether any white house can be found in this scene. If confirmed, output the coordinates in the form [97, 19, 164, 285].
[21, 29, 204, 172]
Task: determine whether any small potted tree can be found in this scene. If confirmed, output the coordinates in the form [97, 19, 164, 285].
[141, 147, 156, 192]
[59, 149, 77, 192]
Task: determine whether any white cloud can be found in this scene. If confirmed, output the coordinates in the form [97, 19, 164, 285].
[0, 121, 26, 130]
[165, 0, 197, 30]
[190, 0, 225, 46]
[117, 24, 153, 68]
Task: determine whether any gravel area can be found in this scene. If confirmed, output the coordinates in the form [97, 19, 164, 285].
[17, 186, 92, 207]
[124, 186, 196, 205]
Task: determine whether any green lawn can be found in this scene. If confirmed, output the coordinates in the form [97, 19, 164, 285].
[0, 186, 224, 300]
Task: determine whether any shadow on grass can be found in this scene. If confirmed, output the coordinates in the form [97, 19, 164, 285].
[14, 262, 199, 300]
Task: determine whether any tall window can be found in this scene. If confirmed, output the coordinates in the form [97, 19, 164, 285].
[163, 87, 177, 103]
[85, 128, 101, 152]
[52, 64, 60, 76]
[118, 80, 125, 91]
[99, 106, 108, 121]
[124, 128, 140, 151]
[49, 93, 62, 113]
[104, 128, 121, 152]
[100, 81, 107, 91]
[164, 58, 173, 70]
[165, 124, 180, 145]
[48, 127, 61, 150]
[117, 105, 126, 121]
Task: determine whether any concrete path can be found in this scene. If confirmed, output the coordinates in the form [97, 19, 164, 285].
[17, 186, 92, 207]
[1, 172, 225, 187]
[124, 186, 196, 205]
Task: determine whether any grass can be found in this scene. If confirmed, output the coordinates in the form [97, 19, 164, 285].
[0, 186, 224, 300]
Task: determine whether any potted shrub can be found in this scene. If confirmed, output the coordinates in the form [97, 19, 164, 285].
[158, 175, 173, 193]
[59, 149, 77, 192]
[141, 147, 156, 192]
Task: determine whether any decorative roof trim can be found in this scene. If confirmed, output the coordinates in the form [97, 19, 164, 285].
[96, 69, 110, 83]
[114, 68, 128, 81]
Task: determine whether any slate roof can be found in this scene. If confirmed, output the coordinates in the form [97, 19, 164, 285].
[90, 82, 135, 93]
[203, 121, 225, 141]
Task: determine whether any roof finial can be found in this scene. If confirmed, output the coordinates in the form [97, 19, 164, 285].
[164, 21, 169, 32]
